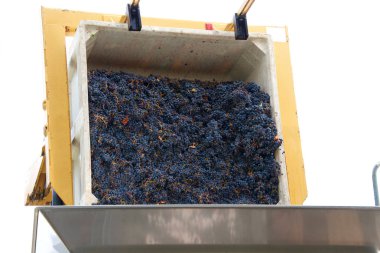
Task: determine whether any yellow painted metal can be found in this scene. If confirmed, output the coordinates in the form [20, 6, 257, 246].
[42, 21, 73, 204]
[25, 146, 53, 205]
[273, 32, 308, 204]
[224, 23, 234, 32]
[248, 26, 266, 33]
[131, 0, 140, 6]
[27, 190, 52, 206]
[238, 0, 256, 16]
[41, 7, 307, 205]
[224, 0, 256, 31]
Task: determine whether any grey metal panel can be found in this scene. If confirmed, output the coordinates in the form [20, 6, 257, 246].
[36, 206, 380, 253]
[34, 212, 70, 253]
[73, 246, 378, 253]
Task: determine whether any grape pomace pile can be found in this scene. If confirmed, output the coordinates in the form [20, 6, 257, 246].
[88, 70, 282, 204]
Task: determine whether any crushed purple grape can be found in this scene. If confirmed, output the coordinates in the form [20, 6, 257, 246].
[88, 70, 282, 204]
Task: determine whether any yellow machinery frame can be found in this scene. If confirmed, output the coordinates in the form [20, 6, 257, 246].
[26, 7, 307, 205]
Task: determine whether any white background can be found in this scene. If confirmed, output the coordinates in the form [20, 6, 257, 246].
[0, 0, 380, 251]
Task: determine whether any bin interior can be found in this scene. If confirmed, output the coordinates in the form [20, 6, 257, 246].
[86, 26, 273, 95]
[68, 22, 288, 205]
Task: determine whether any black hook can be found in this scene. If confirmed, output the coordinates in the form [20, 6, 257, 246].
[127, 2, 142, 31]
[233, 13, 249, 40]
